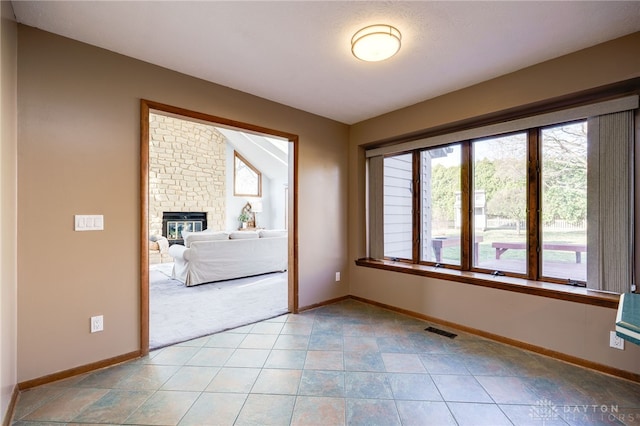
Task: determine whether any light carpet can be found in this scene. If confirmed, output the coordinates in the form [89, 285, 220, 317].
[149, 263, 288, 349]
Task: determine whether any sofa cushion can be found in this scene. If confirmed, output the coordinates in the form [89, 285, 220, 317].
[184, 230, 229, 247]
[229, 231, 259, 240]
[259, 229, 288, 238]
[182, 228, 217, 239]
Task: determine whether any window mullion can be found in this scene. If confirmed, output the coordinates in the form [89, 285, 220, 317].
[527, 129, 541, 281]
[412, 151, 421, 263]
[460, 142, 472, 270]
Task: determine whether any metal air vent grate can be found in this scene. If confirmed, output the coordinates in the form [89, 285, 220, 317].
[425, 326, 457, 339]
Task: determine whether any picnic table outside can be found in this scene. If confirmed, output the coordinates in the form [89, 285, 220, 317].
[491, 241, 587, 263]
[432, 236, 483, 264]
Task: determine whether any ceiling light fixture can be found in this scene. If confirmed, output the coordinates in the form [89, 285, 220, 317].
[351, 24, 402, 62]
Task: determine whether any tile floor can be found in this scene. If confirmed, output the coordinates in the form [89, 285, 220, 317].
[11, 299, 640, 425]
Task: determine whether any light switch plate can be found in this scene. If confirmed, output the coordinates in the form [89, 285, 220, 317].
[75, 215, 104, 231]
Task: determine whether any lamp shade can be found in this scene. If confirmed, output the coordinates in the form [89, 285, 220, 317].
[351, 24, 402, 62]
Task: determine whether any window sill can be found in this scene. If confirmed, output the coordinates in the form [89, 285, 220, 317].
[354, 258, 620, 309]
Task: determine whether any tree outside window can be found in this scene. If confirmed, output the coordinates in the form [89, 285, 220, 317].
[472, 132, 528, 274]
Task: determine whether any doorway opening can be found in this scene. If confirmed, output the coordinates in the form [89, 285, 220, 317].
[140, 100, 298, 353]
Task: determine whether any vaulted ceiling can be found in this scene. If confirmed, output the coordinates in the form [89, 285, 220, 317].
[11, 1, 640, 124]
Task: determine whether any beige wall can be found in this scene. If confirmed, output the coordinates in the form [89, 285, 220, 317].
[1, 0, 18, 419]
[348, 32, 640, 375]
[350, 32, 640, 146]
[17, 26, 350, 382]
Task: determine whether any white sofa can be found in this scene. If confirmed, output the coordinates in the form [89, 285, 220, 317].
[167, 229, 288, 286]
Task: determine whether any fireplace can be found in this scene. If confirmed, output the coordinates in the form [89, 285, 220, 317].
[162, 212, 207, 245]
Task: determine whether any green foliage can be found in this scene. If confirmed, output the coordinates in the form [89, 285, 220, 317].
[428, 123, 587, 228]
[431, 164, 459, 221]
[484, 157, 527, 231]
[541, 158, 587, 223]
[540, 122, 588, 223]
[541, 160, 587, 223]
[486, 186, 527, 232]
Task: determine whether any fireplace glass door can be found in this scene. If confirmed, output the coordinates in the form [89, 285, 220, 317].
[166, 221, 203, 242]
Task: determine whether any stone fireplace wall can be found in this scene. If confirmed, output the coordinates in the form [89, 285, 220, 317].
[149, 113, 226, 238]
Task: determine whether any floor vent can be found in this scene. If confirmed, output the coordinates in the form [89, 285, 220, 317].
[425, 326, 457, 339]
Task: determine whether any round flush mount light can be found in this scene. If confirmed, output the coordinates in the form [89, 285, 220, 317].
[351, 24, 402, 62]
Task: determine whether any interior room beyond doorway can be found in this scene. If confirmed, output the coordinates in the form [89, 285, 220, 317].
[141, 101, 297, 352]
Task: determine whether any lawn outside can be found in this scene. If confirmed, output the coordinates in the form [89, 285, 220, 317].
[434, 228, 587, 281]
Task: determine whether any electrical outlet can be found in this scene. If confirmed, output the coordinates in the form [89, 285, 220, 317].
[91, 315, 104, 333]
[609, 331, 624, 350]
[335, 272, 341, 282]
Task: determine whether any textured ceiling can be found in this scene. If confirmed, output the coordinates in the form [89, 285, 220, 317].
[11, 1, 640, 124]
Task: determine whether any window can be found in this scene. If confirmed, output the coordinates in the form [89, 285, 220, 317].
[421, 145, 461, 265]
[366, 96, 636, 292]
[234, 151, 262, 197]
[383, 153, 413, 259]
[541, 122, 587, 282]
[473, 132, 528, 275]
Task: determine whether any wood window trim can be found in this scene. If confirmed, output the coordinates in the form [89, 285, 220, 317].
[460, 143, 472, 270]
[355, 257, 619, 309]
[527, 128, 541, 281]
[361, 80, 640, 309]
[394, 123, 588, 284]
[411, 151, 420, 262]
[234, 150, 262, 197]
[466, 126, 584, 282]
[362, 78, 640, 151]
